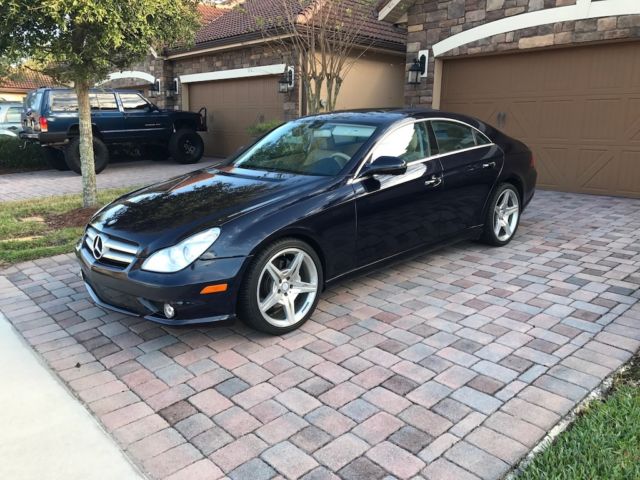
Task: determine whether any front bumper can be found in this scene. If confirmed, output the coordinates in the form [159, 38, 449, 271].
[77, 243, 247, 325]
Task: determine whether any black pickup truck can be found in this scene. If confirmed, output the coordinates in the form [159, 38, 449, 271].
[20, 88, 207, 174]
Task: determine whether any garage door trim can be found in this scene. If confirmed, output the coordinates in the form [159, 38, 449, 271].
[180, 63, 286, 84]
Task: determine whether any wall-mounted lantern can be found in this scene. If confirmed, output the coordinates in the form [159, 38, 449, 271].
[407, 52, 428, 85]
[148, 78, 161, 98]
[278, 66, 295, 93]
[166, 78, 180, 98]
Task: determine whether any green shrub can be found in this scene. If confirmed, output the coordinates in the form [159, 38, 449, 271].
[246, 119, 284, 138]
[0, 136, 46, 171]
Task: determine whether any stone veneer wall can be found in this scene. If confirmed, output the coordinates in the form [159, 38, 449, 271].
[101, 42, 298, 118]
[172, 43, 299, 120]
[101, 56, 172, 109]
[405, 0, 640, 106]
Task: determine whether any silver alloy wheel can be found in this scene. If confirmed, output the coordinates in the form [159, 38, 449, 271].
[493, 188, 520, 242]
[256, 247, 319, 328]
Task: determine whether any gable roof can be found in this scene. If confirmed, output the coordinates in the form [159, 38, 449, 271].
[189, 0, 405, 52]
[0, 69, 58, 92]
[197, 3, 227, 24]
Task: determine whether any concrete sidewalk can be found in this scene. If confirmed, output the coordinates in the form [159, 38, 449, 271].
[0, 313, 144, 480]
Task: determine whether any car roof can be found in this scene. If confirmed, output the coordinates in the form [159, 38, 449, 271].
[0, 102, 23, 107]
[296, 108, 477, 127]
[33, 87, 139, 94]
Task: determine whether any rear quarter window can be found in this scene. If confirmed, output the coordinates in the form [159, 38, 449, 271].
[50, 92, 78, 112]
[431, 120, 488, 154]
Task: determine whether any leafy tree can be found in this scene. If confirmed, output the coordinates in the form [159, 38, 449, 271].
[0, 1, 200, 207]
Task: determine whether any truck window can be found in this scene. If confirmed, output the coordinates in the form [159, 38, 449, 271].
[50, 92, 79, 112]
[119, 93, 149, 112]
[90, 93, 118, 111]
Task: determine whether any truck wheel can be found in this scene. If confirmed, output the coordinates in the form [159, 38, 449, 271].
[42, 147, 69, 171]
[64, 137, 110, 175]
[169, 129, 204, 164]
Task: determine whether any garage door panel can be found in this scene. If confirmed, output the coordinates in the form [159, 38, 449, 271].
[506, 100, 538, 140]
[441, 41, 640, 198]
[625, 99, 640, 142]
[580, 98, 623, 142]
[617, 150, 640, 195]
[537, 99, 578, 140]
[535, 146, 574, 190]
[189, 76, 283, 157]
[577, 149, 616, 191]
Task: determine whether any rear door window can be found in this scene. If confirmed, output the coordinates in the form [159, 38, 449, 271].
[90, 93, 119, 111]
[431, 120, 479, 154]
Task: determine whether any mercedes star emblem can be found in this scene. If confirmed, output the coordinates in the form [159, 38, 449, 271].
[92, 234, 104, 260]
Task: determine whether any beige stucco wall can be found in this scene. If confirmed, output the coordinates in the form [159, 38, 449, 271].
[335, 51, 405, 110]
[0, 92, 26, 102]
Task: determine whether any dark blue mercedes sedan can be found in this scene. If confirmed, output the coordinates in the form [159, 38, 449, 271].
[77, 109, 536, 334]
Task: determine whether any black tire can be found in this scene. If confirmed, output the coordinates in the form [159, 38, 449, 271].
[481, 182, 521, 246]
[42, 147, 69, 171]
[144, 144, 170, 161]
[238, 238, 323, 335]
[169, 128, 204, 164]
[64, 137, 109, 175]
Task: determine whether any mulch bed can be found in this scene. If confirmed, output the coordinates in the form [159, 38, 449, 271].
[46, 207, 99, 229]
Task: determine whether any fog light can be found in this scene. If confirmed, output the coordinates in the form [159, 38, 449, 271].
[163, 303, 175, 319]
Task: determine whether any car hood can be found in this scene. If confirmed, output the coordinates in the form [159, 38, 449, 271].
[91, 165, 327, 253]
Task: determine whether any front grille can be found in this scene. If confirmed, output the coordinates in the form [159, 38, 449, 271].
[83, 226, 139, 268]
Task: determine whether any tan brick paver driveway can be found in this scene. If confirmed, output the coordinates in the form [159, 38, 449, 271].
[0, 158, 222, 202]
[1, 190, 639, 479]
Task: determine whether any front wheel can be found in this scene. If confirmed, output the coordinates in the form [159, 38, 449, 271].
[238, 239, 323, 335]
[64, 137, 109, 175]
[169, 129, 204, 164]
[481, 183, 521, 246]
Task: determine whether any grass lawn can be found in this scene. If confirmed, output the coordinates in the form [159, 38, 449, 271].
[0, 187, 135, 266]
[519, 354, 640, 480]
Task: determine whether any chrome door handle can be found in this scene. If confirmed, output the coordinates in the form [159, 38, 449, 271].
[482, 161, 496, 169]
[424, 175, 442, 187]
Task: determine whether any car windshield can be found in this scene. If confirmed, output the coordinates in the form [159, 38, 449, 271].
[231, 119, 378, 176]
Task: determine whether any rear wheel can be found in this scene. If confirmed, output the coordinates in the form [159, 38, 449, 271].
[169, 128, 204, 164]
[64, 137, 109, 175]
[238, 239, 323, 335]
[481, 183, 521, 246]
[42, 147, 69, 171]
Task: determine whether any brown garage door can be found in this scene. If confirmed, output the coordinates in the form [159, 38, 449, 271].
[441, 42, 640, 198]
[189, 76, 284, 157]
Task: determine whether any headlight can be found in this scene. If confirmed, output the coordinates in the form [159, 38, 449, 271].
[141, 228, 220, 273]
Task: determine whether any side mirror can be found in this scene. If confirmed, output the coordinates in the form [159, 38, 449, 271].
[359, 156, 407, 178]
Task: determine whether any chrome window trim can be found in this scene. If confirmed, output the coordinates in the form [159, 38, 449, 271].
[349, 117, 495, 183]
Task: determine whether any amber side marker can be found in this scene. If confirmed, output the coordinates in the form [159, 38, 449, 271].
[200, 284, 228, 294]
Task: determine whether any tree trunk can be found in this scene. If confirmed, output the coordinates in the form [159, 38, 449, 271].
[75, 81, 97, 207]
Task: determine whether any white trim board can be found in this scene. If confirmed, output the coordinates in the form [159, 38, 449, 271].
[179, 64, 286, 84]
[378, 0, 403, 21]
[100, 71, 156, 85]
[433, 0, 640, 57]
